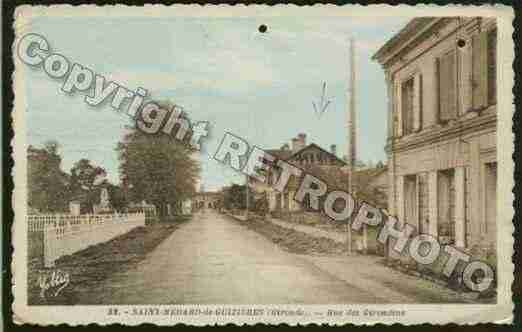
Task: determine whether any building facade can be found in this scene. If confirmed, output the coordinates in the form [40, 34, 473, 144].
[252, 133, 346, 214]
[373, 18, 497, 256]
[192, 191, 221, 209]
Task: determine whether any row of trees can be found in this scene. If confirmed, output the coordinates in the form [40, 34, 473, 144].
[222, 184, 268, 215]
[222, 184, 251, 210]
[28, 101, 201, 216]
[28, 141, 127, 213]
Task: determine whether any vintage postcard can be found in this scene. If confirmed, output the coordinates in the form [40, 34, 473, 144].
[11, 4, 514, 326]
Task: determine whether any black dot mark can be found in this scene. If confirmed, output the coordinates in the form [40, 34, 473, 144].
[457, 39, 466, 48]
[258, 24, 268, 33]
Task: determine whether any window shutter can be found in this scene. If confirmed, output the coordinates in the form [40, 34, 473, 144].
[395, 81, 403, 136]
[386, 80, 393, 138]
[487, 29, 497, 106]
[415, 175, 421, 232]
[438, 51, 456, 122]
[472, 31, 488, 109]
[413, 73, 422, 131]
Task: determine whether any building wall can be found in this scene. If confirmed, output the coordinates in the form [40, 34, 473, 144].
[379, 18, 497, 257]
[263, 144, 344, 214]
[193, 193, 220, 209]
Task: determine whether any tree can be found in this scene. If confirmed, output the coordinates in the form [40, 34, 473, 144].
[68, 159, 107, 212]
[27, 140, 69, 212]
[116, 114, 200, 217]
[107, 183, 127, 212]
[69, 159, 106, 192]
[223, 184, 252, 210]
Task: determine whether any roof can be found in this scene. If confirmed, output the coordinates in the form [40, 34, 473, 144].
[265, 148, 292, 160]
[354, 165, 388, 177]
[286, 143, 346, 165]
[352, 166, 388, 190]
[372, 17, 440, 65]
[264, 143, 345, 166]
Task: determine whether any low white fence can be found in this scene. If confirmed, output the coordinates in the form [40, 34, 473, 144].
[28, 213, 145, 267]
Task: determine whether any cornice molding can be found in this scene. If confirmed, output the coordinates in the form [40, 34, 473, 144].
[372, 18, 441, 65]
[385, 111, 496, 154]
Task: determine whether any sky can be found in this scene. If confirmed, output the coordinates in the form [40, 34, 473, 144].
[24, 14, 410, 191]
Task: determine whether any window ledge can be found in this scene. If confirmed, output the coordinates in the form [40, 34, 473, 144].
[387, 111, 496, 152]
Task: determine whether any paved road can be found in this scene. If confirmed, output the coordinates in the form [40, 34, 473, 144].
[88, 210, 466, 304]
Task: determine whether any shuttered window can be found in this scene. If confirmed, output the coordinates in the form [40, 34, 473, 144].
[398, 74, 422, 136]
[484, 162, 497, 240]
[438, 50, 457, 122]
[417, 173, 429, 235]
[438, 169, 456, 245]
[465, 167, 472, 246]
[412, 74, 422, 131]
[401, 78, 414, 135]
[404, 175, 417, 229]
[472, 31, 489, 109]
[472, 29, 497, 109]
[395, 81, 402, 137]
[488, 28, 497, 106]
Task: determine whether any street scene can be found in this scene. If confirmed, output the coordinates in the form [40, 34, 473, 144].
[69, 210, 471, 304]
[15, 7, 510, 325]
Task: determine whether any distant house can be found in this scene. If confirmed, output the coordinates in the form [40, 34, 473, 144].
[192, 191, 222, 209]
[251, 133, 346, 213]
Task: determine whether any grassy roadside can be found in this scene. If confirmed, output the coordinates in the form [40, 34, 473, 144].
[229, 214, 494, 303]
[228, 214, 351, 256]
[28, 215, 191, 305]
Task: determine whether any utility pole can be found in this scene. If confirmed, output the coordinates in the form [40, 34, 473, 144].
[245, 175, 250, 220]
[347, 38, 368, 254]
[346, 38, 357, 255]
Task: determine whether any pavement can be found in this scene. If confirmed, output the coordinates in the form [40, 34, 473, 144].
[83, 210, 469, 304]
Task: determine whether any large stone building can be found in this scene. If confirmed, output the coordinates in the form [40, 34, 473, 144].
[372, 17, 497, 256]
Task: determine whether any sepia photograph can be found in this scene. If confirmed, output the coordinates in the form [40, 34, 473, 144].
[10, 4, 514, 326]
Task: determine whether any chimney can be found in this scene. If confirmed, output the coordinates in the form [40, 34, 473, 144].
[291, 138, 299, 152]
[298, 133, 307, 146]
[330, 144, 337, 156]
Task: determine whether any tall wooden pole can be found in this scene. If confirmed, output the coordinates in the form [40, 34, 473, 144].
[346, 38, 356, 255]
[347, 39, 367, 254]
[245, 175, 249, 220]
[348, 38, 368, 253]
